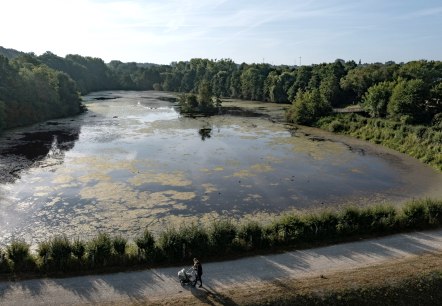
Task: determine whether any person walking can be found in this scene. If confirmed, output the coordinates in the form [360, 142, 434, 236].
[193, 258, 203, 288]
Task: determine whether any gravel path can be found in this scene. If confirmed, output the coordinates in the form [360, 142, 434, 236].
[1, 229, 442, 305]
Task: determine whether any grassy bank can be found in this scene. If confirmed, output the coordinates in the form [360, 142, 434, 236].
[1, 198, 442, 279]
[316, 113, 442, 171]
[247, 272, 442, 306]
[224, 252, 442, 306]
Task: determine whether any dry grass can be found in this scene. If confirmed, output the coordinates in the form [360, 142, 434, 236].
[136, 252, 442, 306]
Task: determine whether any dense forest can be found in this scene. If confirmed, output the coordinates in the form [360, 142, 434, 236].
[0, 46, 441, 133]
[0, 54, 84, 131]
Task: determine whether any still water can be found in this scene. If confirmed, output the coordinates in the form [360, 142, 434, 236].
[0, 91, 441, 246]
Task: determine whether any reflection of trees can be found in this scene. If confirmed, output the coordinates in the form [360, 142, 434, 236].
[0, 124, 80, 183]
[198, 128, 212, 141]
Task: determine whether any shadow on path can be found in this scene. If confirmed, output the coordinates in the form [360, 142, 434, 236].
[1, 229, 442, 304]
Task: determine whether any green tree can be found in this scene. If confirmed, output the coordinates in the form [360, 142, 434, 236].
[388, 78, 429, 123]
[287, 89, 332, 125]
[362, 81, 395, 117]
[319, 74, 341, 106]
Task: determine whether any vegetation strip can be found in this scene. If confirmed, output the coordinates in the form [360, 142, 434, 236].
[1, 198, 441, 279]
[316, 113, 442, 171]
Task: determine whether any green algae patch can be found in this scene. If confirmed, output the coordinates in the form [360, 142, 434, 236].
[129, 172, 192, 187]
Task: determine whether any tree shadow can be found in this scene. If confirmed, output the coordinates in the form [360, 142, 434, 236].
[1, 229, 442, 304]
[181, 283, 239, 306]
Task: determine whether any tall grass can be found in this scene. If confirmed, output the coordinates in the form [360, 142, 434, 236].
[6, 240, 35, 272]
[316, 114, 442, 171]
[1, 198, 442, 277]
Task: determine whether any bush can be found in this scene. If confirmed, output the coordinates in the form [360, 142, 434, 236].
[87, 233, 113, 267]
[364, 204, 397, 233]
[0, 247, 10, 273]
[50, 235, 72, 268]
[135, 228, 156, 260]
[72, 238, 86, 260]
[402, 200, 430, 229]
[302, 211, 339, 241]
[275, 214, 306, 245]
[6, 240, 35, 272]
[37, 240, 51, 261]
[287, 89, 332, 125]
[180, 223, 210, 259]
[238, 221, 264, 250]
[337, 207, 362, 235]
[113, 236, 127, 256]
[427, 200, 442, 226]
[209, 220, 237, 254]
[157, 227, 183, 262]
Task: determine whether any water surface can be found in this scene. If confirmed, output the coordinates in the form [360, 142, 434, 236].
[1, 91, 441, 245]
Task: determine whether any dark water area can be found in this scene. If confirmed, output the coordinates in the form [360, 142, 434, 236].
[1, 91, 441, 246]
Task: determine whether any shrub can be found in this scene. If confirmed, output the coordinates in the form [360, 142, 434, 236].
[87, 233, 113, 267]
[135, 228, 156, 260]
[275, 214, 306, 244]
[427, 200, 442, 226]
[238, 221, 264, 250]
[402, 200, 429, 229]
[364, 204, 397, 233]
[180, 224, 210, 259]
[287, 89, 332, 125]
[157, 227, 183, 262]
[37, 240, 51, 261]
[72, 238, 86, 260]
[209, 220, 237, 255]
[302, 211, 339, 241]
[50, 235, 72, 267]
[327, 119, 345, 132]
[0, 247, 10, 273]
[112, 236, 127, 256]
[337, 207, 363, 235]
[6, 240, 35, 272]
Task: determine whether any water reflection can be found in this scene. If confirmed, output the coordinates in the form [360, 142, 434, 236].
[0, 122, 81, 183]
[198, 128, 212, 141]
[1, 91, 441, 247]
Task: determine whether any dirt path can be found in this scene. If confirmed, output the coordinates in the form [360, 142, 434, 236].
[1, 229, 442, 305]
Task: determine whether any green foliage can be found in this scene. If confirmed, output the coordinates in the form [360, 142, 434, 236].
[287, 89, 332, 125]
[135, 228, 156, 259]
[87, 233, 113, 267]
[37, 240, 51, 259]
[209, 220, 237, 254]
[180, 223, 210, 259]
[157, 227, 183, 262]
[6, 240, 35, 272]
[179, 81, 220, 115]
[1, 199, 442, 277]
[388, 78, 429, 123]
[72, 238, 86, 260]
[112, 236, 127, 256]
[50, 235, 72, 267]
[402, 200, 430, 229]
[316, 114, 442, 171]
[340, 63, 397, 102]
[237, 221, 264, 250]
[0, 54, 83, 132]
[362, 81, 395, 117]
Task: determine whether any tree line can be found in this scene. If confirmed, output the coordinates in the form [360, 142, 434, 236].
[1, 47, 441, 132]
[38, 53, 441, 125]
[0, 54, 84, 132]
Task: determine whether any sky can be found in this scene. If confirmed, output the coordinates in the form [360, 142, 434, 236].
[2, 0, 442, 65]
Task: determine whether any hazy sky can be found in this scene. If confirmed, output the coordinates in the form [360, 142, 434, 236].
[2, 0, 442, 65]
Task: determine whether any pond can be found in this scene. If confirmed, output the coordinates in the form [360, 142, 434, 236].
[1, 91, 441, 246]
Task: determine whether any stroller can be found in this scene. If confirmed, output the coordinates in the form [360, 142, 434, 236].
[178, 267, 197, 286]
